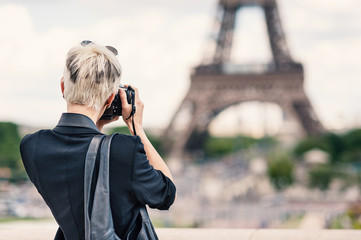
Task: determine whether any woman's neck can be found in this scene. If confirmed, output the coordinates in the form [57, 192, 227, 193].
[66, 103, 105, 125]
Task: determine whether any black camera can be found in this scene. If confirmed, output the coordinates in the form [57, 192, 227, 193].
[100, 84, 135, 120]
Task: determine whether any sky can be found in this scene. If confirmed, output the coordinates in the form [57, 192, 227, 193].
[0, 0, 360, 134]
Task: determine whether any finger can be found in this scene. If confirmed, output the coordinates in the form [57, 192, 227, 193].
[119, 88, 131, 109]
[130, 86, 140, 103]
[119, 88, 127, 103]
[121, 85, 142, 108]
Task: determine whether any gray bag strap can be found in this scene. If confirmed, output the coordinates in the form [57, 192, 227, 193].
[84, 134, 105, 240]
[84, 134, 121, 240]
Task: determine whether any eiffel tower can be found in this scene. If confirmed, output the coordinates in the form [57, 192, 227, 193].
[164, 0, 324, 157]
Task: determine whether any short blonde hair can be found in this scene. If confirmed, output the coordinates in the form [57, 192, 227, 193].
[63, 42, 122, 110]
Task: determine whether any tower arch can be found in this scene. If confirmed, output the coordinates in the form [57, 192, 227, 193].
[163, 0, 324, 159]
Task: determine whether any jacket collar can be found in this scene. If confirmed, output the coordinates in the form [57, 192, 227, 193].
[53, 113, 101, 134]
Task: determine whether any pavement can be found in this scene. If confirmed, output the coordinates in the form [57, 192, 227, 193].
[1, 220, 361, 240]
[0, 220, 57, 240]
[298, 212, 326, 229]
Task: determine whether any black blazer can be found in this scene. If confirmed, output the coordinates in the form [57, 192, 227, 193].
[20, 113, 176, 240]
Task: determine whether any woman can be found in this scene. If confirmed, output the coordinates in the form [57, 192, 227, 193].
[20, 41, 176, 240]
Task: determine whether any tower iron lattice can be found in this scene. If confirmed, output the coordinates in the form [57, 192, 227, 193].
[164, 0, 324, 158]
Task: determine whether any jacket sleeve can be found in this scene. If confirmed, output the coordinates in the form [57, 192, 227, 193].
[19, 134, 36, 182]
[131, 137, 176, 210]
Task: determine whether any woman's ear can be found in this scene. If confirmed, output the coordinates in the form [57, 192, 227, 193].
[60, 77, 65, 98]
[105, 92, 116, 108]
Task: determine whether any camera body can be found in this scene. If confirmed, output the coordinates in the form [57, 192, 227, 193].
[100, 85, 135, 120]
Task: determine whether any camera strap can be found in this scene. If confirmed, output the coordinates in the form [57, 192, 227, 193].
[125, 111, 136, 136]
[131, 117, 136, 136]
[125, 87, 137, 135]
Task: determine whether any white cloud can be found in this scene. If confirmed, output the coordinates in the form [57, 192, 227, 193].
[0, 5, 81, 125]
[0, 3, 210, 128]
[0, 0, 360, 132]
[232, 6, 272, 63]
[278, 0, 361, 129]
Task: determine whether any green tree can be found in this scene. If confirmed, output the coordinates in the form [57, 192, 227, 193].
[308, 164, 335, 190]
[267, 152, 294, 191]
[204, 137, 235, 157]
[294, 136, 328, 157]
[294, 129, 361, 190]
[204, 135, 260, 157]
[341, 129, 361, 163]
[323, 133, 345, 164]
[0, 122, 26, 181]
[294, 129, 361, 165]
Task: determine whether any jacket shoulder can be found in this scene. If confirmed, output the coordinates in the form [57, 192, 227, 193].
[20, 130, 49, 148]
[111, 133, 140, 149]
[20, 130, 53, 163]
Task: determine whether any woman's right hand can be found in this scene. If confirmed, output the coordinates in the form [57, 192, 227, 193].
[119, 85, 144, 135]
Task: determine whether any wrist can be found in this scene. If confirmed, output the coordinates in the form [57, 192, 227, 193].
[126, 121, 144, 136]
